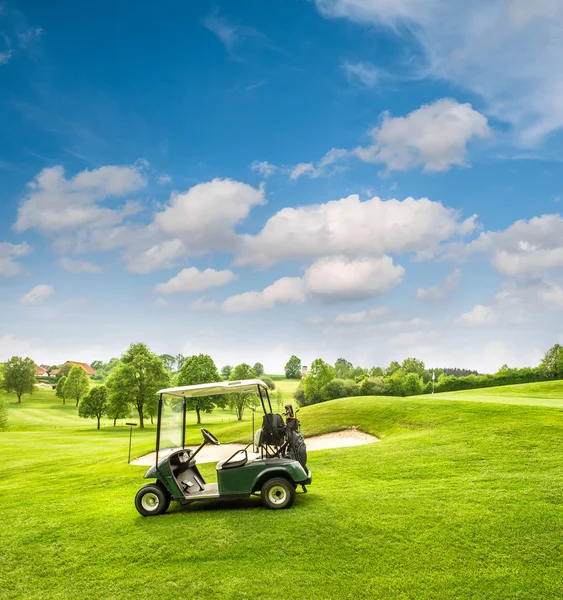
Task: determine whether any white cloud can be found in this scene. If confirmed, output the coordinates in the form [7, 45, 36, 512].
[355, 99, 491, 172]
[154, 178, 265, 254]
[314, 0, 563, 143]
[303, 256, 404, 302]
[18, 27, 43, 48]
[290, 148, 349, 180]
[20, 284, 54, 306]
[188, 297, 219, 311]
[155, 297, 172, 309]
[14, 164, 146, 234]
[59, 257, 102, 274]
[335, 306, 388, 324]
[290, 163, 315, 180]
[154, 267, 237, 294]
[157, 174, 172, 186]
[390, 330, 439, 347]
[237, 193, 477, 268]
[457, 304, 494, 325]
[0, 241, 32, 276]
[342, 61, 384, 88]
[378, 317, 428, 330]
[203, 12, 240, 50]
[540, 285, 563, 309]
[417, 268, 461, 301]
[250, 161, 277, 177]
[125, 239, 186, 274]
[222, 277, 306, 313]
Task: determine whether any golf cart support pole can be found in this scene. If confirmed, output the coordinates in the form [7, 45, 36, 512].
[155, 394, 163, 470]
[257, 384, 272, 414]
[182, 397, 186, 449]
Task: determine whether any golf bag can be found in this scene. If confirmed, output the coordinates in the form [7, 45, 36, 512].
[285, 415, 307, 469]
[259, 413, 286, 447]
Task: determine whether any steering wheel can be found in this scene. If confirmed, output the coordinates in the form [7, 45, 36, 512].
[201, 428, 220, 446]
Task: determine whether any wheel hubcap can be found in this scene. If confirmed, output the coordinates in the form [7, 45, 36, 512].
[141, 492, 160, 511]
[268, 485, 287, 505]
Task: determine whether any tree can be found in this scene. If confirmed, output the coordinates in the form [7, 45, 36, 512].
[253, 362, 265, 377]
[369, 366, 384, 377]
[302, 358, 334, 405]
[402, 357, 426, 376]
[159, 354, 176, 372]
[273, 388, 283, 412]
[175, 354, 186, 371]
[221, 365, 233, 379]
[284, 355, 302, 379]
[56, 362, 74, 379]
[106, 343, 170, 428]
[403, 372, 424, 396]
[334, 358, 353, 379]
[261, 376, 276, 390]
[1, 356, 36, 403]
[65, 366, 90, 407]
[230, 363, 258, 420]
[0, 369, 7, 431]
[90, 360, 104, 372]
[78, 386, 108, 429]
[177, 354, 224, 424]
[55, 375, 68, 405]
[105, 392, 130, 426]
[540, 344, 563, 379]
[385, 361, 401, 377]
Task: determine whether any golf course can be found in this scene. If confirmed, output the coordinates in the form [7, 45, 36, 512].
[1, 380, 562, 599]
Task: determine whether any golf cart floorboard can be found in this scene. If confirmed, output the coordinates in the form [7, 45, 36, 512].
[181, 482, 220, 500]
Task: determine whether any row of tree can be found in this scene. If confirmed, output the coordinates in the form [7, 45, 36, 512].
[294, 344, 563, 406]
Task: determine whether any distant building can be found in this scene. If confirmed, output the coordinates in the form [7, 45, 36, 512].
[52, 361, 97, 377]
[35, 365, 48, 376]
[301, 365, 308, 378]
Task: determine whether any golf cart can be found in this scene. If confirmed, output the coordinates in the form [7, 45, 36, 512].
[135, 379, 312, 516]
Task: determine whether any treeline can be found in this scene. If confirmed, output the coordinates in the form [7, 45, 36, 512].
[294, 344, 563, 406]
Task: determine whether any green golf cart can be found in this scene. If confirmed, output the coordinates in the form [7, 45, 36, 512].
[135, 379, 311, 516]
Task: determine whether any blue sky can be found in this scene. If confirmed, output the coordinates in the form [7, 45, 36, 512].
[2, 0, 563, 372]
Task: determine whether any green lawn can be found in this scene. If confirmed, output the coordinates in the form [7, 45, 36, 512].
[1, 384, 562, 599]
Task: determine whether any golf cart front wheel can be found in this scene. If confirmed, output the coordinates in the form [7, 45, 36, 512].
[135, 484, 170, 517]
[261, 477, 295, 510]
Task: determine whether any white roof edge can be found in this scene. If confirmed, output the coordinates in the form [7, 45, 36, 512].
[156, 379, 268, 398]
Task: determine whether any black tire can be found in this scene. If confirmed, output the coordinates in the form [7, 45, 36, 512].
[135, 483, 170, 517]
[261, 477, 295, 510]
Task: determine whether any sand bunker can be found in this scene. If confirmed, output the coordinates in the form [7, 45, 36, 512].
[131, 428, 378, 466]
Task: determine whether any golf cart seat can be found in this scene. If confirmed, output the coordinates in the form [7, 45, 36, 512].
[216, 448, 248, 471]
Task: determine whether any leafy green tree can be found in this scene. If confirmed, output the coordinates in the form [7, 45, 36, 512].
[540, 344, 563, 379]
[221, 365, 233, 379]
[159, 354, 176, 372]
[284, 355, 302, 379]
[1, 356, 36, 403]
[253, 362, 265, 377]
[65, 366, 90, 407]
[385, 361, 401, 377]
[90, 360, 104, 372]
[175, 354, 186, 371]
[56, 362, 74, 379]
[388, 369, 407, 396]
[369, 366, 384, 377]
[273, 388, 283, 412]
[106, 343, 170, 429]
[324, 378, 358, 400]
[0, 368, 7, 431]
[177, 354, 224, 424]
[261, 376, 276, 390]
[302, 358, 334, 405]
[334, 358, 353, 379]
[229, 363, 258, 420]
[403, 372, 424, 396]
[55, 375, 68, 405]
[402, 357, 426, 376]
[78, 386, 108, 429]
[105, 392, 130, 426]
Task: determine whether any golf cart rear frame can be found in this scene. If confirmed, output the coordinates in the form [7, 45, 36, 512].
[135, 379, 312, 516]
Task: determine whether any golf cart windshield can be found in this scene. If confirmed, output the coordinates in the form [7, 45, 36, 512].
[154, 379, 272, 466]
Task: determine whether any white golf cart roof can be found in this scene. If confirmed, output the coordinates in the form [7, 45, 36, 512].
[157, 379, 268, 399]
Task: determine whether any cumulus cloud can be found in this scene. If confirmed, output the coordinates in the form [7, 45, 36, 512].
[355, 99, 491, 172]
[154, 267, 237, 294]
[14, 164, 146, 234]
[250, 161, 277, 177]
[314, 0, 563, 143]
[457, 304, 494, 325]
[154, 178, 265, 254]
[125, 239, 186, 274]
[222, 277, 306, 312]
[59, 257, 102, 274]
[335, 306, 388, 324]
[157, 174, 172, 186]
[417, 268, 461, 301]
[237, 193, 477, 268]
[188, 297, 219, 311]
[20, 284, 54, 306]
[290, 148, 349, 180]
[303, 256, 404, 302]
[0, 241, 32, 276]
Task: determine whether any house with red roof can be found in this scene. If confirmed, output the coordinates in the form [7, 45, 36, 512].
[52, 361, 96, 377]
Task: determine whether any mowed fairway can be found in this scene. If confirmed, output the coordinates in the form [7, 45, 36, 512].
[1, 383, 562, 599]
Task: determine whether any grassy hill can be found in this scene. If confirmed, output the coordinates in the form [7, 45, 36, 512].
[0, 385, 562, 599]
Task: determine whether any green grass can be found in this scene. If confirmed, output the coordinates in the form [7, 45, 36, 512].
[1, 383, 562, 599]
[429, 380, 563, 408]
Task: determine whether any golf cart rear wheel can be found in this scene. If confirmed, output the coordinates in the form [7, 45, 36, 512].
[261, 477, 295, 510]
[135, 484, 170, 517]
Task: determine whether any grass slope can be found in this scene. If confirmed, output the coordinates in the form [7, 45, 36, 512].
[430, 379, 563, 408]
[0, 387, 562, 599]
